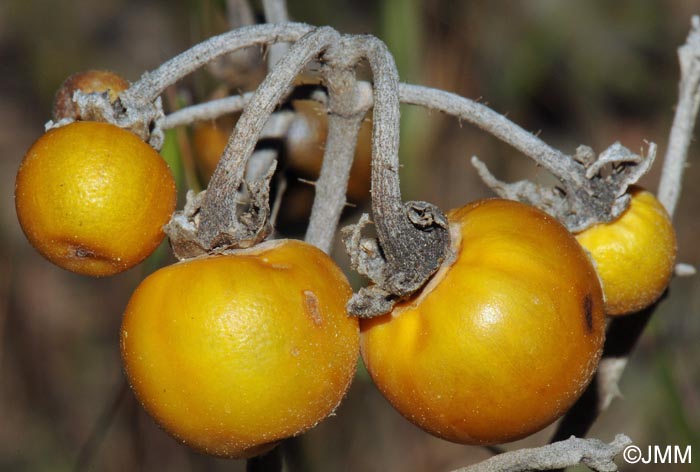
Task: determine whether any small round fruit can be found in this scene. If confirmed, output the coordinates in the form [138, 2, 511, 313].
[121, 239, 359, 458]
[575, 186, 677, 316]
[361, 199, 605, 445]
[285, 99, 372, 203]
[53, 70, 129, 121]
[15, 121, 176, 276]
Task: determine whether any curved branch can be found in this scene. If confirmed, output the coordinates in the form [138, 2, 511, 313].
[398, 84, 578, 182]
[658, 15, 700, 217]
[51, 23, 314, 148]
[342, 35, 450, 317]
[123, 23, 313, 106]
[304, 40, 366, 253]
[198, 26, 341, 249]
[160, 81, 371, 129]
[399, 84, 655, 233]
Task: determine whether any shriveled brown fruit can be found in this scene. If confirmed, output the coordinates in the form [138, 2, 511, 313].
[52, 70, 129, 121]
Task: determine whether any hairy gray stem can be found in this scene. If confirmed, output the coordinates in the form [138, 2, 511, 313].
[304, 40, 366, 253]
[399, 84, 656, 233]
[161, 93, 254, 129]
[198, 26, 340, 248]
[52, 24, 315, 148]
[398, 84, 580, 183]
[160, 81, 369, 129]
[342, 35, 450, 316]
[454, 435, 631, 472]
[123, 23, 313, 106]
[658, 15, 700, 217]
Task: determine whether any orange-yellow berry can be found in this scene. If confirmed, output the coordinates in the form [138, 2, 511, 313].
[121, 239, 359, 457]
[15, 121, 176, 276]
[361, 199, 605, 445]
[575, 186, 677, 315]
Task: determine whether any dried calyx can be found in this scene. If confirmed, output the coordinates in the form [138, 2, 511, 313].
[46, 90, 166, 149]
[161, 27, 452, 316]
[46, 24, 316, 152]
[330, 34, 451, 317]
[472, 142, 657, 233]
[166, 26, 334, 259]
[342, 203, 450, 317]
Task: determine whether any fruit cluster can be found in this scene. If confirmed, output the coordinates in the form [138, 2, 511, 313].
[15, 66, 676, 459]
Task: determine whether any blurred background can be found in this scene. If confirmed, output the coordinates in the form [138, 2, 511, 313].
[1, 0, 698, 470]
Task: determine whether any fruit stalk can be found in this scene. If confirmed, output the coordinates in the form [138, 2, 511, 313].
[398, 83, 579, 183]
[658, 15, 700, 217]
[304, 39, 367, 253]
[123, 23, 312, 107]
[451, 434, 631, 472]
[341, 35, 451, 316]
[198, 26, 341, 249]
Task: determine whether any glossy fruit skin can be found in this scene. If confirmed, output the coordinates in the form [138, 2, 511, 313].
[575, 186, 676, 316]
[361, 199, 605, 445]
[53, 70, 129, 121]
[15, 121, 176, 276]
[121, 239, 360, 458]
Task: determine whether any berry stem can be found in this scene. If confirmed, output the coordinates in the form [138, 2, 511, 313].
[304, 40, 367, 253]
[399, 83, 657, 233]
[399, 84, 581, 179]
[339, 35, 450, 317]
[161, 93, 254, 129]
[122, 23, 313, 107]
[658, 15, 700, 218]
[398, 84, 579, 182]
[197, 26, 341, 249]
[452, 434, 631, 472]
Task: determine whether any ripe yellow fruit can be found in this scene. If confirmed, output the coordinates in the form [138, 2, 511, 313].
[121, 239, 360, 458]
[15, 121, 176, 276]
[575, 186, 677, 315]
[53, 70, 130, 121]
[361, 199, 605, 445]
